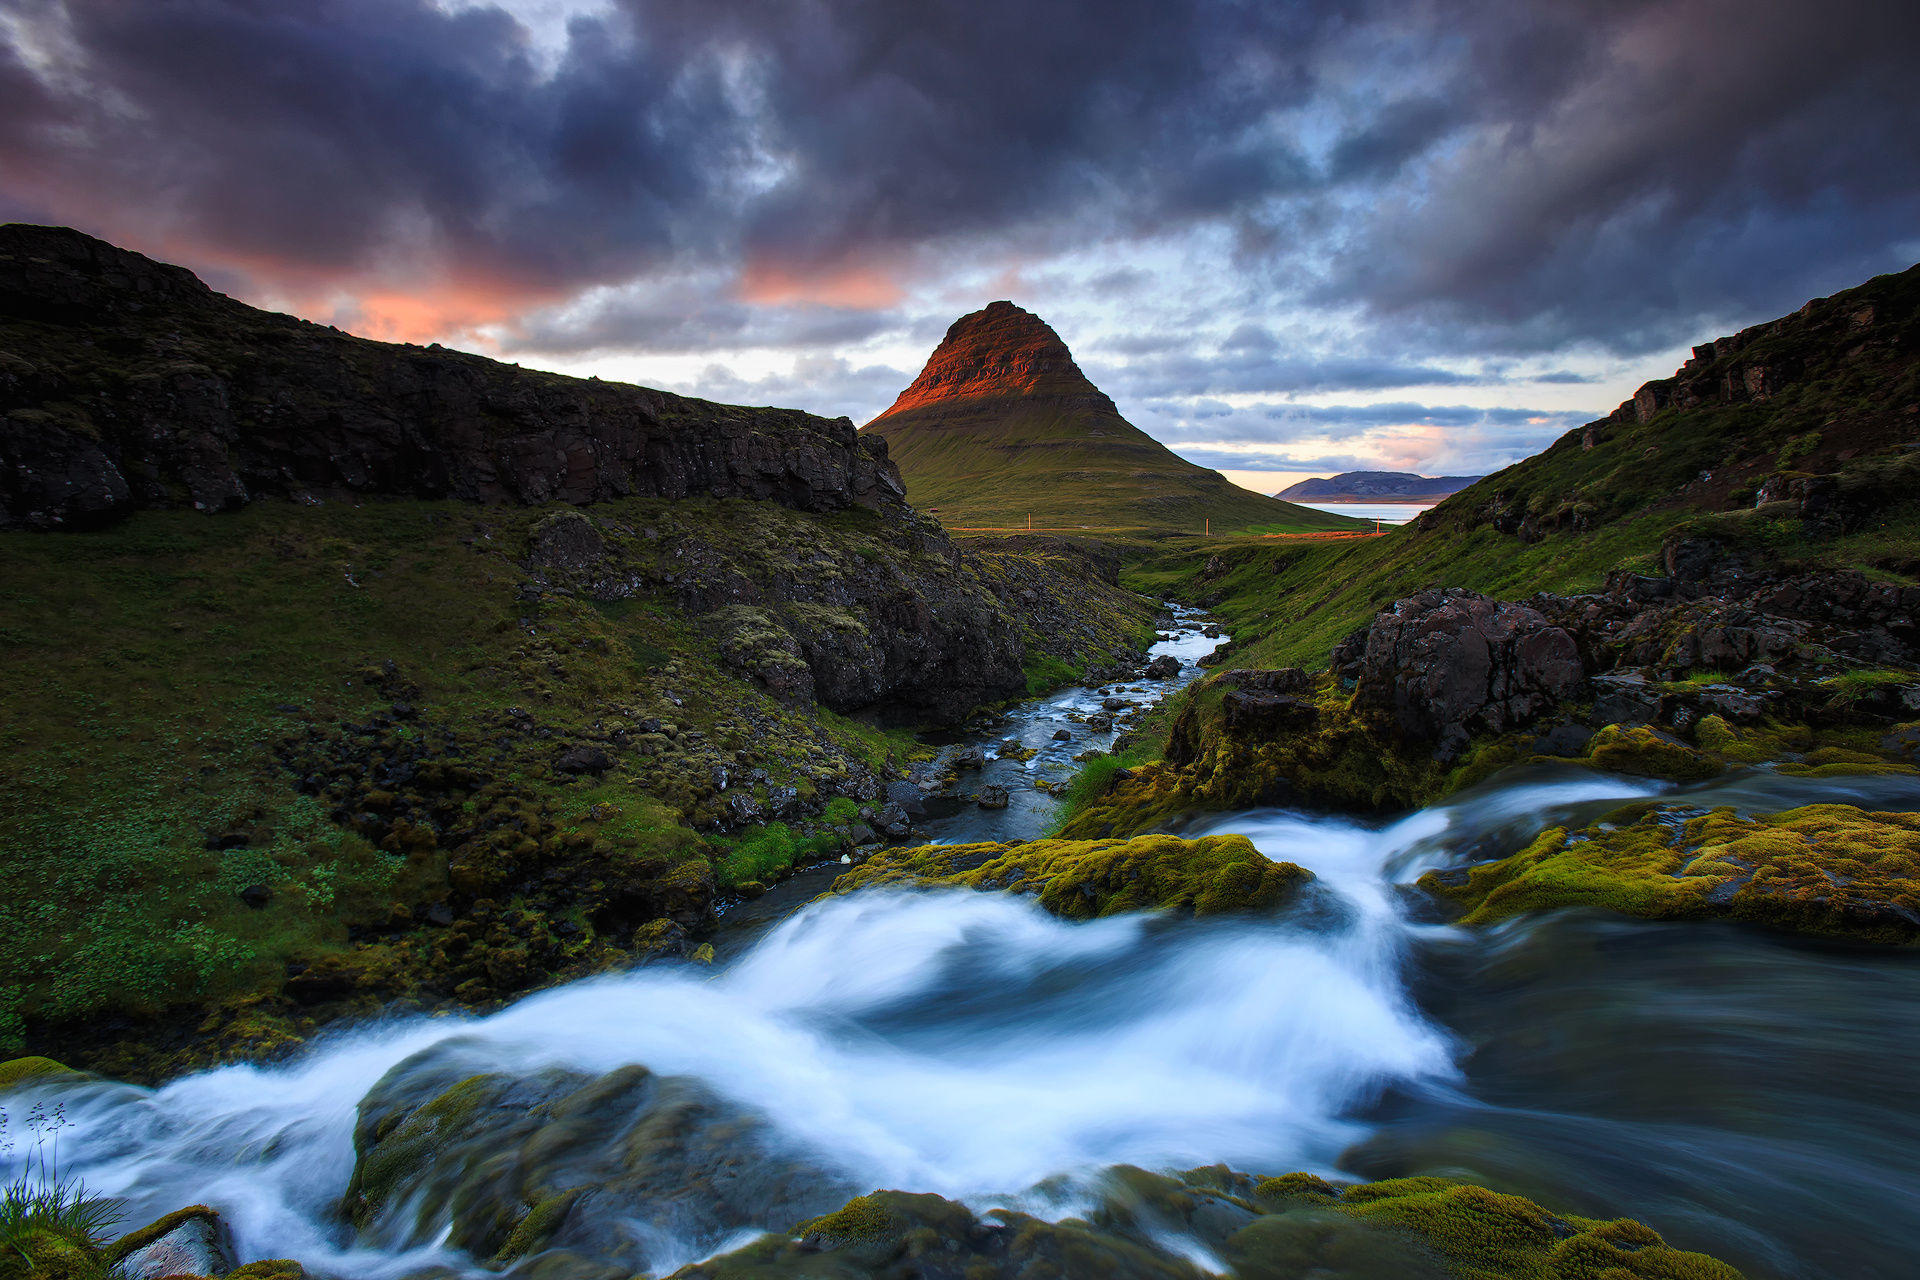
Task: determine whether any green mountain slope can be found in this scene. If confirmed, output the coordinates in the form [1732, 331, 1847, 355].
[867, 301, 1357, 534]
[1132, 260, 1920, 669]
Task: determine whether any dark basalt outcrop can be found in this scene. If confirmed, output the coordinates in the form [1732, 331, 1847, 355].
[1333, 589, 1585, 753]
[0, 224, 905, 529]
[520, 506, 1026, 724]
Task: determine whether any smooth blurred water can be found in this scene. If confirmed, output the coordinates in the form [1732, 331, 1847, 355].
[10, 706, 1920, 1277]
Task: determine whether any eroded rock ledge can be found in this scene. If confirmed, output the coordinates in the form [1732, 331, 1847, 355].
[0, 224, 905, 529]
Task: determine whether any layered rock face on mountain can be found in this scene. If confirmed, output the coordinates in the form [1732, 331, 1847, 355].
[867, 300, 1341, 531]
[0, 224, 905, 529]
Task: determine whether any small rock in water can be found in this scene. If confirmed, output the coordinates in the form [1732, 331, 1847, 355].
[1052, 728, 1072, 740]
[976, 784, 1010, 810]
[1144, 654, 1180, 679]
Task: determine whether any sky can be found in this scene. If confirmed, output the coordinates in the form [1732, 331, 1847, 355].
[3, 0, 1917, 494]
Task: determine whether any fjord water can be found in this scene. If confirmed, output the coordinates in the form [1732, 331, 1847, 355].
[1291, 501, 1434, 525]
[15, 623, 1920, 1278]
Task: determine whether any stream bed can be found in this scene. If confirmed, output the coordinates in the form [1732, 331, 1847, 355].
[11, 614, 1920, 1279]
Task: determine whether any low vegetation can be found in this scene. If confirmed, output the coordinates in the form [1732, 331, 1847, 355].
[829, 832, 1315, 919]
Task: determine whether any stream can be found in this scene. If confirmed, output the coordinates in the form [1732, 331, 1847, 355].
[10, 613, 1920, 1279]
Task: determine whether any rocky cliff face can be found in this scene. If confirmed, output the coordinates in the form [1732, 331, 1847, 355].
[0, 224, 906, 529]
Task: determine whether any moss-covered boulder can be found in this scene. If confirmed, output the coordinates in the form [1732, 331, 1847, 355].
[1251, 1173, 1742, 1280]
[342, 1043, 856, 1274]
[1421, 802, 1920, 942]
[828, 833, 1314, 919]
[1582, 723, 1722, 781]
[1056, 673, 1465, 837]
[0, 1055, 84, 1092]
[670, 1165, 1743, 1280]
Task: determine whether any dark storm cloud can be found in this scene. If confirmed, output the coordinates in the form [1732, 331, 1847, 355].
[0, 0, 751, 299]
[508, 287, 897, 356]
[1, 0, 1916, 354]
[0, 0, 1345, 311]
[1326, 96, 1455, 183]
[1320, 0, 1920, 354]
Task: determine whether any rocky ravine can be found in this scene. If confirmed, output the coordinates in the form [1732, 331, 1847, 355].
[1066, 540, 1920, 944]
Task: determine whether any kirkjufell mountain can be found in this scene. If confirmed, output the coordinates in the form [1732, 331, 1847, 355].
[866, 301, 1352, 532]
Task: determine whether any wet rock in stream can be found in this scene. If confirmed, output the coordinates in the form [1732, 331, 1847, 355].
[344, 1042, 857, 1276]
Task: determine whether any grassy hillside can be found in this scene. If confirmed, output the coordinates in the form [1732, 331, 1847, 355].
[0, 494, 1151, 1075]
[873, 405, 1357, 534]
[1129, 261, 1920, 671]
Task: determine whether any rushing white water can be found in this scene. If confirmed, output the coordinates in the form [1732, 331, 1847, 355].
[16, 748, 1920, 1276]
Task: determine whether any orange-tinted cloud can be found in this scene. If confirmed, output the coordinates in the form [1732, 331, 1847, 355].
[93, 225, 563, 345]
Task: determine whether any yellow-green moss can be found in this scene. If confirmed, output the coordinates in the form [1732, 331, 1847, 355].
[225, 1262, 308, 1280]
[830, 833, 1313, 920]
[1424, 802, 1920, 942]
[796, 1193, 902, 1244]
[490, 1188, 582, 1266]
[676, 1171, 1744, 1280]
[0, 1056, 80, 1092]
[1585, 724, 1721, 781]
[1335, 1178, 1742, 1280]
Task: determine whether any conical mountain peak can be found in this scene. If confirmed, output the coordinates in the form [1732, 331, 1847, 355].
[872, 300, 1114, 420]
[864, 301, 1331, 532]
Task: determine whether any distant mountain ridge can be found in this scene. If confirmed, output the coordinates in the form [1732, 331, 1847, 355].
[868, 301, 1357, 533]
[1276, 471, 1482, 502]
